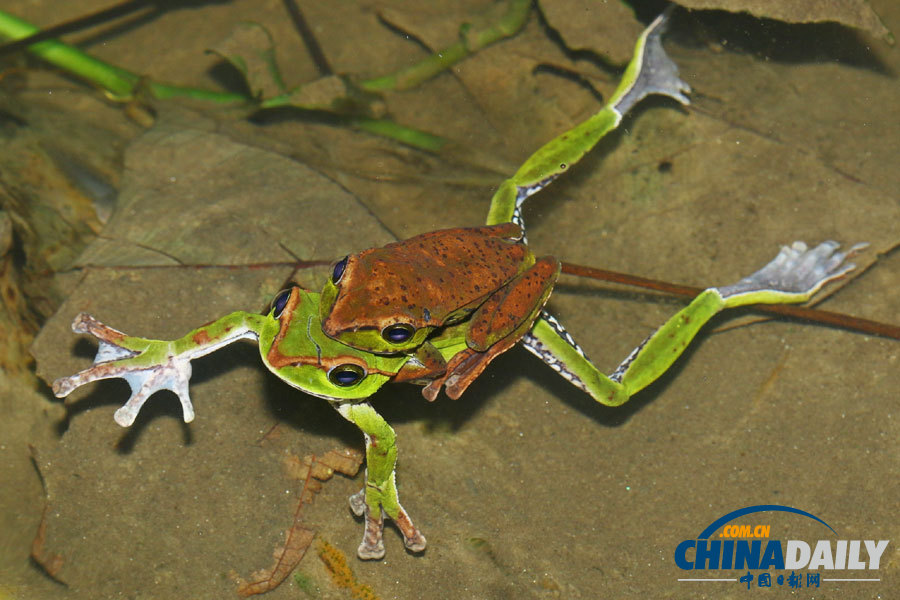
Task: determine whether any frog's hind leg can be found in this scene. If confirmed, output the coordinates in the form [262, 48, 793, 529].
[466, 256, 560, 350]
[521, 241, 865, 406]
[485, 9, 690, 228]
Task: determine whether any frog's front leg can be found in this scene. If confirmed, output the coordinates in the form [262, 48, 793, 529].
[522, 241, 866, 405]
[52, 311, 268, 426]
[336, 401, 426, 560]
[391, 342, 447, 384]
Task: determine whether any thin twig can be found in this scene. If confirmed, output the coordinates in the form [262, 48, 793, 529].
[561, 261, 900, 341]
[281, 0, 332, 76]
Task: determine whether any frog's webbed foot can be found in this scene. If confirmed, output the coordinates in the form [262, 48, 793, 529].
[347, 484, 426, 560]
[52, 313, 197, 427]
[54, 312, 263, 426]
[611, 8, 692, 115]
[717, 241, 868, 303]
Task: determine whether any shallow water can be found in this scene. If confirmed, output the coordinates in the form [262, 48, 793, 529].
[2, 1, 898, 599]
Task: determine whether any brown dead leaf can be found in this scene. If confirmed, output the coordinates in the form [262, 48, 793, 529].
[0, 240, 36, 379]
[236, 449, 363, 596]
[317, 448, 366, 476]
[30, 505, 66, 584]
[27, 446, 66, 585]
[235, 526, 315, 597]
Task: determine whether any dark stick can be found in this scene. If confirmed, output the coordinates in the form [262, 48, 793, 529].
[281, 0, 332, 76]
[561, 261, 900, 341]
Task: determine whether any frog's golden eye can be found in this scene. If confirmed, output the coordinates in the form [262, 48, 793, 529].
[271, 289, 292, 318]
[332, 256, 348, 284]
[328, 364, 365, 387]
[382, 323, 415, 344]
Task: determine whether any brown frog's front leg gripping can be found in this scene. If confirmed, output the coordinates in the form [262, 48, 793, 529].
[423, 256, 560, 401]
[336, 401, 426, 560]
[391, 342, 447, 384]
[466, 256, 560, 349]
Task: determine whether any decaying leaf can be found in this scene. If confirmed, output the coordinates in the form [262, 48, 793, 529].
[30, 506, 65, 584]
[0, 211, 37, 380]
[208, 22, 286, 99]
[234, 448, 363, 597]
[27, 446, 66, 585]
[234, 526, 315, 597]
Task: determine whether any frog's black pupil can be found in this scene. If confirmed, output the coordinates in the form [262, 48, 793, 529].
[272, 289, 291, 318]
[329, 365, 364, 387]
[332, 256, 348, 284]
[383, 324, 414, 343]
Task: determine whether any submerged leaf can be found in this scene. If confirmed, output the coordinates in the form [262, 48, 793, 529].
[208, 21, 286, 99]
[284, 74, 386, 117]
[235, 449, 362, 596]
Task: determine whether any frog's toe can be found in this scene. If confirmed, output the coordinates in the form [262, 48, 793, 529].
[403, 529, 427, 553]
[348, 488, 366, 517]
[52, 373, 84, 398]
[348, 488, 426, 558]
[357, 538, 386, 561]
[393, 505, 427, 554]
[612, 9, 691, 114]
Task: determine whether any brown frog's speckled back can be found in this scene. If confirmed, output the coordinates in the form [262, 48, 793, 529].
[325, 224, 533, 331]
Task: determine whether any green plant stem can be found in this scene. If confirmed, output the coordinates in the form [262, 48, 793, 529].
[0, 9, 138, 97]
[362, 0, 531, 92]
[0, 8, 463, 151]
[349, 117, 446, 152]
[0, 9, 247, 103]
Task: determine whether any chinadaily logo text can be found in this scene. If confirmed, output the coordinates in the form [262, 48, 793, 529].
[675, 505, 889, 590]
